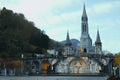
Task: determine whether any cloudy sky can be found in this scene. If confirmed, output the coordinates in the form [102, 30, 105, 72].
[0, 0, 120, 53]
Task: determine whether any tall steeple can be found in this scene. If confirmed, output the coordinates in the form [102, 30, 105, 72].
[65, 31, 72, 46]
[80, 4, 92, 53]
[81, 3, 88, 35]
[95, 29, 102, 54]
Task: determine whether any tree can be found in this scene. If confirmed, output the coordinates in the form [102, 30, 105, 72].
[114, 52, 120, 67]
[0, 7, 50, 58]
[114, 53, 120, 78]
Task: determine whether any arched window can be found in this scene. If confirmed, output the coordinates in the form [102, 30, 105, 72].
[84, 48, 87, 53]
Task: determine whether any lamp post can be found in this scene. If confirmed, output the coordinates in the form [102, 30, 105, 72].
[21, 54, 24, 59]
[113, 67, 117, 76]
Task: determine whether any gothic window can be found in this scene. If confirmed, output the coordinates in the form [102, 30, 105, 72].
[83, 24, 86, 32]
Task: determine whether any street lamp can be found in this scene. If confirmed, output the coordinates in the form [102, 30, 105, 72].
[113, 67, 117, 76]
[21, 54, 24, 58]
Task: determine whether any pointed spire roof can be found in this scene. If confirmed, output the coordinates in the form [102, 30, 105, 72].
[66, 31, 70, 41]
[82, 3, 87, 17]
[65, 31, 72, 46]
[96, 30, 101, 42]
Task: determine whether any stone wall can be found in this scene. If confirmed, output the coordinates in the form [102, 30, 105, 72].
[0, 76, 107, 80]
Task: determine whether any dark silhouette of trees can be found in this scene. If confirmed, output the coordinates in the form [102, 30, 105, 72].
[0, 7, 49, 58]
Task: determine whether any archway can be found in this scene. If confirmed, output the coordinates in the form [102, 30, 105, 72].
[41, 60, 50, 73]
[69, 59, 86, 73]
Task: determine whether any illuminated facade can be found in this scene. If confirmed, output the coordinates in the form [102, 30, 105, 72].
[56, 57, 101, 74]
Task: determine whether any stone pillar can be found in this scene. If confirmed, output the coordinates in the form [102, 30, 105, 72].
[49, 58, 55, 73]
[29, 60, 33, 73]
[92, 64, 95, 73]
[4, 63, 7, 76]
[21, 60, 24, 75]
[90, 63, 92, 73]
[4, 68, 7, 76]
[38, 60, 42, 73]
[48, 58, 52, 65]
[109, 61, 113, 74]
[113, 67, 117, 76]
[67, 63, 69, 73]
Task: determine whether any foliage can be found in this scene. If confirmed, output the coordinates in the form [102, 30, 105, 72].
[114, 52, 120, 67]
[0, 7, 49, 58]
[6, 60, 22, 69]
[107, 75, 120, 80]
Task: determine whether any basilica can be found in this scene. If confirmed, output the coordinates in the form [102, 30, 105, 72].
[18, 4, 114, 76]
[1, 4, 114, 76]
[55, 4, 103, 74]
[21, 4, 112, 75]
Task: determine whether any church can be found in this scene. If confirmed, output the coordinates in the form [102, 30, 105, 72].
[18, 4, 113, 76]
[23, 4, 109, 75]
[3, 4, 113, 76]
[0, 4, 114, 76]
[55, 4, 103, 74]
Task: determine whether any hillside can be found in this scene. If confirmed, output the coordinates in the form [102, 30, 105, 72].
[0, 7, 49, 58]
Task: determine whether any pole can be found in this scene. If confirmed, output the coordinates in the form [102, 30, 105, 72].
[113, 67, 117, 76]
[4, 63, 6, 76]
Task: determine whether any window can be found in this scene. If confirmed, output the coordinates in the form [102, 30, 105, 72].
[83, 25, 86, 32]
[84, 48, 87, 53]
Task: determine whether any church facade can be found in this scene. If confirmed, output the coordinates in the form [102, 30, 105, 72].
[19, 4, 113, 76]
[25, 4, 108, 75]
[55, 4, 103, 74]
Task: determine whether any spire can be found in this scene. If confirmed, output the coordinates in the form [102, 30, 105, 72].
[66, 31, 70, 41]
[65, 31, 71, 46]
[82, 3, 87, 18]
[81, 3, 88, 34]
[96, 30, 101, 43]
[95, 29, 102, 54]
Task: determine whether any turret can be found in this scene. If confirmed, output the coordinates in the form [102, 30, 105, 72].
[95, 30, 102, 54]
[65, 31, 72, 46]
[63, 31, 73, 56]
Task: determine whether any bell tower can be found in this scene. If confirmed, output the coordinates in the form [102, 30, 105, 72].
[80, 4, 92, 53]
